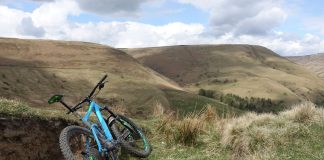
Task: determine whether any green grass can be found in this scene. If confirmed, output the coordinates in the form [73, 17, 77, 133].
[0, 98, 77, 122]
[148, 141, 229, 160]
[132, 118, 231, 160]
[1, 98, 323, 160]
[163, 89, 242, 116]
[275, 123, 324, 160]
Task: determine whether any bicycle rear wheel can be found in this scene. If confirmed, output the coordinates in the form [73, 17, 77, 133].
[59, 125, 116, 160]
[110, 115, 152, 158]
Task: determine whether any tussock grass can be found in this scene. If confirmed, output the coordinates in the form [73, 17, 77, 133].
[156, 104, 218, 146]
[220, 101, 324, 159]
[157, 114, 203, 146]
[152, 101, 324, 159]
[174, 113, 204, 145]
[153, 101, 165, 117]
[280, 101, 320, 123]
[156, 113, 176, 144]
[201, 104, 219, 122]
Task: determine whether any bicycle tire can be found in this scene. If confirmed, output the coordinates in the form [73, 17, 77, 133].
[59, 125, 105, 160]
[110, 115, 152, 158]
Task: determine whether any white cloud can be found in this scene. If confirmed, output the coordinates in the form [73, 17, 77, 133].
[63, 21, 324, 56]
[31, 0, 79, 27]
[211, 33, 324, 56]
[0, 0, 323, 56]
[179, 0, 287, 36]
[17, 17, 45, 37]
[31, 0, 80, 39]
[234, 7, 286, 35]
[64, 21, 205, 48]
[0, 5, 29, 37]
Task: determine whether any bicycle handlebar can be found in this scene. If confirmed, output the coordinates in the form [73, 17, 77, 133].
[88, 74, 107, 98]
[64, 74, 108, 114]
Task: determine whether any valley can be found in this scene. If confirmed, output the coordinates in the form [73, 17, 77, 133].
[123, 45, 324, 107]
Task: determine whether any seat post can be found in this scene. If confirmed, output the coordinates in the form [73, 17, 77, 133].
[60, 100, 74, 113]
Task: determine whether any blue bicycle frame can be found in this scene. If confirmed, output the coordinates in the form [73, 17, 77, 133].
[81, 101, 114, 153]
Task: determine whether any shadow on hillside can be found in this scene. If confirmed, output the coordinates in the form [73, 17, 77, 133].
[0, 56, 93, 109]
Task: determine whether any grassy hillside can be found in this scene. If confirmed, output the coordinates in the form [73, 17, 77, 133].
[123, 45, 324, 106]
[0, 38, 240, 116]
[1, 98, 323, 160]
[0, 38, 182, 116]
[148, 102, 324, 160]
[163, 89, 242, 116]
[288, 53, 324, 79]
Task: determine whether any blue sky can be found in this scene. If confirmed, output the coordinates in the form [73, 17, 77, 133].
[0, 0, 323, 56]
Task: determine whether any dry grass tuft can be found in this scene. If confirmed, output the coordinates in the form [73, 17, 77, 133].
[220, 101, 324, 159]
[314, 107, 324, 122]
[156, 112, 204, 146]
[174, 113, 204, 145]
[156, 104, 220, 146]
[153, 101, 324, 159]
[110, 104, 127, 115]
[153, 101, 165, 117]
[221, 113, 257, 158]
[280, 101, 317, 123]
[160, 104, 237, 146]
[201, 104, 219, 122]
[156, 112, 176, 144]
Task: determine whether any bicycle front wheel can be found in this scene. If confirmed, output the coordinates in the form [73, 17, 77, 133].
[110, 115, 152, 158]
[59, 125, 115, 160]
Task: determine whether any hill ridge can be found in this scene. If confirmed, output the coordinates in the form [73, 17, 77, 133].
[123, 44, 324, 106]
[0, 38, 240, 116]
[288, 53, 324, 80]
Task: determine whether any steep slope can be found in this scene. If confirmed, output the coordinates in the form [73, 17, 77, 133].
[123, 45, 324, 105]
[0, 38, 240, 116]
[288, 53, 324, 79]
[0, 38, 185, 116]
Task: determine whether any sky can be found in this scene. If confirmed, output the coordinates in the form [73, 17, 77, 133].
[0, 0, 323, 56]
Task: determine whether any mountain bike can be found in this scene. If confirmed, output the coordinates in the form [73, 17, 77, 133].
[48, 75, 152, 160]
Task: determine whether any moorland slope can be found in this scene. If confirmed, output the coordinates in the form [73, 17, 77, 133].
[124, 45, 324, 105]
[0, 38, 182, 116]
[0, 38, 239, 116]
[288, 53, 324, 79]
